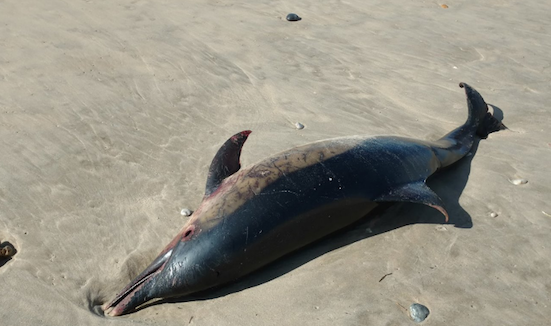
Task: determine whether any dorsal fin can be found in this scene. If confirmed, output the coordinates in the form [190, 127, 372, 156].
[204, 130, 251, 197]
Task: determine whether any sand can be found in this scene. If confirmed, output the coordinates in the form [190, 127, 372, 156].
[1, 0, 550, 325]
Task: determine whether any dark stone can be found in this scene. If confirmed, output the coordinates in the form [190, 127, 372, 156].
[286, 13, 301, 21]
[409, 303, 430, 323]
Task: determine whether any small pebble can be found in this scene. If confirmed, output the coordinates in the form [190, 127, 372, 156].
[180, 208, 192, 216]
[440, 4, 449, 8]
[508, 178, 528, 185]
[409, 303, 430, 323]
[490, 212, 498, 218]
[295, 122, 305, 130]
[286, 13, 301, 21]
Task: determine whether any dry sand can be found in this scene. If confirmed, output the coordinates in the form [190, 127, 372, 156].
[1, 0, 550, 325]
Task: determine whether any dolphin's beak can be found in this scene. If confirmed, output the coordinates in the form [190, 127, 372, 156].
[102, 248, 173, 316]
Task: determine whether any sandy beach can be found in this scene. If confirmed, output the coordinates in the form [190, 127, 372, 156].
[1, 0, 550, 325]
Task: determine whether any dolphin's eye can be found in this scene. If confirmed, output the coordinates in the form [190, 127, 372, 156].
[182, 225, 195, 241]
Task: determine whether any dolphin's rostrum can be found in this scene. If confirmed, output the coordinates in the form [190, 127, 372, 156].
[103, 83, 505, 316]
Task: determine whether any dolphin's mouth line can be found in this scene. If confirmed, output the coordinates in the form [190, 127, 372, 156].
[103, 250, 173, 316]
[108, 268, 157, 308]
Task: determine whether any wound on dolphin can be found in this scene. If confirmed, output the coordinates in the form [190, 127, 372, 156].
[103, 83, 506, 316]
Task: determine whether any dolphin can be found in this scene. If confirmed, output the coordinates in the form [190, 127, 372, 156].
[103, 83, 505, 316]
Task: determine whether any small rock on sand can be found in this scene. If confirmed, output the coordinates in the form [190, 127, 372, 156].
[286, 13, 301, 21]
[409, 303, 430, 323]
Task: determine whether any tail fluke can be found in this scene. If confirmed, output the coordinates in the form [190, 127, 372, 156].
[459, 82, 507, 139]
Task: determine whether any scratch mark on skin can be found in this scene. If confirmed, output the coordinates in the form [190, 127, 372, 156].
[273, 161, 302, 190]
[259, 190, 301, 197]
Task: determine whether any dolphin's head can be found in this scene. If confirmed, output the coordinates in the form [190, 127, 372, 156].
[102, 215, 229, 316]
[103, 131, 253, 316]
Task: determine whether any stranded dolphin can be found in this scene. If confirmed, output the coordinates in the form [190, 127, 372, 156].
[103, 83, 505, 316]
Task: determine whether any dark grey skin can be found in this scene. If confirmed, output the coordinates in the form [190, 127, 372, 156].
[103, 83, 505, 316]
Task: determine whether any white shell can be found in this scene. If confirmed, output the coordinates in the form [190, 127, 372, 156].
[508, 178, 528, 185]
[180, 208, 192, 216]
